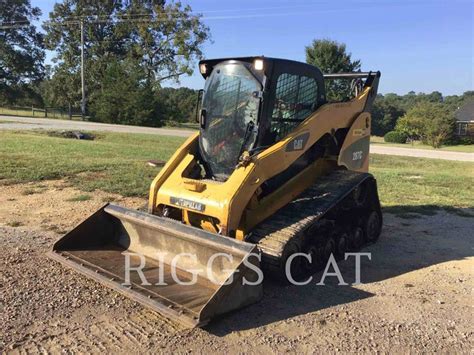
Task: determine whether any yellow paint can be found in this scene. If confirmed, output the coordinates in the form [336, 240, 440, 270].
[338, 112, 371, 172]
[183, 179, 206, 192]
[240, 158, 336, 233]
[148, 86, 374, 237]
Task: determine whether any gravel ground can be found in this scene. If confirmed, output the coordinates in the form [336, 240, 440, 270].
[0, 181, 473, 353]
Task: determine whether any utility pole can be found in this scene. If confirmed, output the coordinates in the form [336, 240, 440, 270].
[80, 19, 86, 119]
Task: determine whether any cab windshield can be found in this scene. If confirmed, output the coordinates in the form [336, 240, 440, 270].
[199, 62, 261, 180]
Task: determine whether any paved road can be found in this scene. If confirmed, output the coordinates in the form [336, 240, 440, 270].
[1, 115, 473, 162]
[370, 145, 474, 162]
[0, 115, 193, 137]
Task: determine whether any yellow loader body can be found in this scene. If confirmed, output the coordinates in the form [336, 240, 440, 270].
[149, 90, 372, 238]
[49, 57, 381, 328]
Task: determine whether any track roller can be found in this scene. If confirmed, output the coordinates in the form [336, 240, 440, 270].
[364, 210, 382, 242]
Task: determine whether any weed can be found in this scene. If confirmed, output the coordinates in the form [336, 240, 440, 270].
[21, 187, 46, 195]
[66, 194, 92, 202]
[7, 221, 22, 227]
[22, 188, 37, 195]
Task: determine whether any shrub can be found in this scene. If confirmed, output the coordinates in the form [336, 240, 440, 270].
[458, 136, 474, 145]
[384, 131, 408, 144]
[395, 102, 456, 148]
[445, 136, 474, 145]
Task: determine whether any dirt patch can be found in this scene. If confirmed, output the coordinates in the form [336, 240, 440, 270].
[0, 182, 473, 352]
[74, 171, 108, 181]
[0, 180, 144, 234]
[46, 130, 95, 140]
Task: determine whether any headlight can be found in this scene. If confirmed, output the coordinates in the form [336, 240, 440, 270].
[254, 59, 264, 71]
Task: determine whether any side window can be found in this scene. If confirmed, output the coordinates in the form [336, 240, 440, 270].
[458, 122, 467, 136]
[271, 73, 318, 141]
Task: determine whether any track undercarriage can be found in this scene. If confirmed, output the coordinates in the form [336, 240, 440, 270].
[250, 169, 382, 281]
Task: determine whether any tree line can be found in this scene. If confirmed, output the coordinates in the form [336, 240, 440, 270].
[372, 91, 473, 146]
[305, 39, 473, 146]
[1, 0, 207, 126]
[1, 1, 472, 145]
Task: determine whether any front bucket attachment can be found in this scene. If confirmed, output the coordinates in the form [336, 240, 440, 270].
[48, 204, 262, 328]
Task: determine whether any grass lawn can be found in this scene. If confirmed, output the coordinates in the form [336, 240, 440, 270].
[370, 154, 473, 217]
[371, 136, 474, 153]
[1, 130, 472, 216]
[0, 130, 184, 196]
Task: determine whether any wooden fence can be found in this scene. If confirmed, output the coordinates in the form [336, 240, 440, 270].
[0, 105, 82, 120]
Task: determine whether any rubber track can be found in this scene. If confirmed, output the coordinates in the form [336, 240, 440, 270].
[248, 170, 372, 275]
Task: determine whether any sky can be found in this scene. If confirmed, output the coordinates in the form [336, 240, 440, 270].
[35, 0, 473, 95]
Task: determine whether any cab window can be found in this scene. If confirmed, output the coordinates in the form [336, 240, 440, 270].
[270, 73, 318, 141]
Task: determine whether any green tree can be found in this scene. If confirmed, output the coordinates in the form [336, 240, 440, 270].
[305, 39, 361, 101]
[461, 91, 474, 101]
[444, 91, 474, 112]
[157, 87, 198, 123]
[372, 94, 406, 136]
[89, 59, 160, 126]
[396, 109, 425, 141]
[426, 91, 443, 103]
[396, 101, 456, 148]
[40, 65, 81, 109]
[377, 93, 408, 138]
[0, 0, 45, 105]
[43, 0, 209, 124]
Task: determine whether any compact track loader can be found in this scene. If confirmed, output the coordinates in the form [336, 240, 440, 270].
[49, 57, 382, 327]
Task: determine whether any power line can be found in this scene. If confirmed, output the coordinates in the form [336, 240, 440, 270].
[38, 3, 322, 21]
[0, 20, 31, 25]
[0, 3, 324, 26]
[2, 11, 313, 29]
[1, 17, 184, 29]
[0, 24, 32, 29]
[1, 0, 466, 28]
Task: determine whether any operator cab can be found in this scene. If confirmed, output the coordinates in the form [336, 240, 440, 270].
[198, 57, 326, 181]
